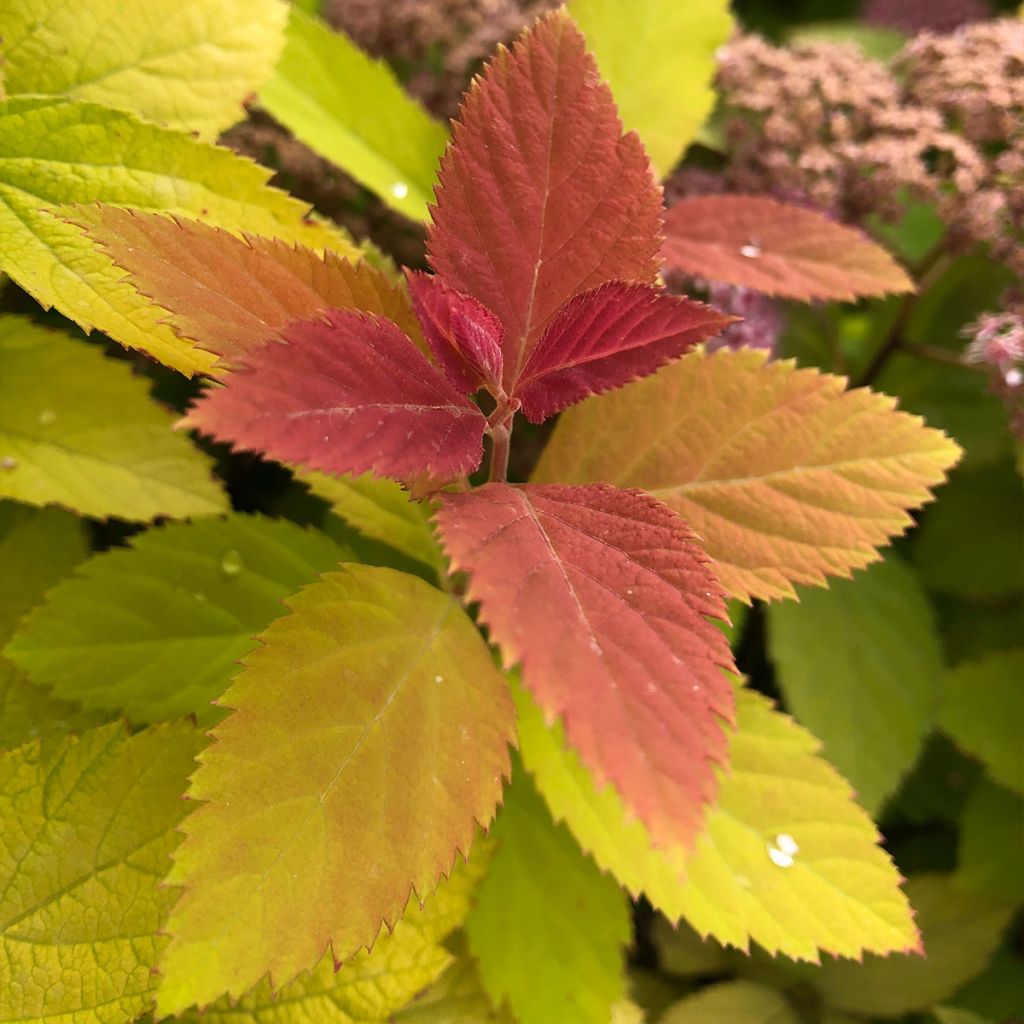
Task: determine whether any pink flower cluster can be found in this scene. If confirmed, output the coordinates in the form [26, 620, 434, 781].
[964, 304, 1024, 436]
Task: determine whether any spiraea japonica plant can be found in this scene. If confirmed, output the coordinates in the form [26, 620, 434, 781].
[1, 1, 1020, 1023]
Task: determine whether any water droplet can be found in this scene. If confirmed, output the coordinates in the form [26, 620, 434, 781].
[322, 434, 330, 443]
[221, 549, 244, 576]
[0, 456, 17, 470]
[767, 846, 794, 868]
[37, 408, 57, 426]
[766, 832, 799, 868]
[740, 240, 762, 259]
[626, 588, 634, 595]
[1005, 367, 1023, 388]
[434, 675, 444, 684]
[776, 832, 799, 857]
[391, 182, 409, 200]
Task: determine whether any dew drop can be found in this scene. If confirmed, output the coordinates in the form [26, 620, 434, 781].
[434, 674, 444, 684]
[391, 182, 409, 200]
[37, 408, 57, 426]
[0, 456, 17, 470]
[221, 549, 244, 576]
[740, 240, 762, 259]
[776, 832, 799, 857]
[766, 831, 799, 868]
[767, 846, 794, 868]
[1006, 367, 1023, 388]
[322, 435, 330, 443]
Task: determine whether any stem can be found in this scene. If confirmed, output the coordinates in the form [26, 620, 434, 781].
[488, 424, 511, 483]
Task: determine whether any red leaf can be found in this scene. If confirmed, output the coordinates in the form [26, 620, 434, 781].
[185, 309, 487, 482]
[515, 282, 736, 423]
[427, 11, 664, 393]
[662, 195, 914, 302]
[435, 482, 736, 850]
[405, 270, 504, 394]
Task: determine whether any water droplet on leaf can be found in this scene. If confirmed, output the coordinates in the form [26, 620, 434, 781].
[766, 832, 799, 868]
[221, 549, 244, 576]
[0, 456, 17, 470]
[391, 182, 409, 200]
[740, 240, 762, 259]
[37, 408, 57, 426]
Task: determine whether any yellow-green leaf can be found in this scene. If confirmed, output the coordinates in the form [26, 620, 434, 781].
[394, 960, 512, 1024]
[516, 678, 919, 961]
[955, 778, 1024, 904]
[813, 875, 1014, 1017]
[1, 0, 288, 139]
[158, 565, 515, 1012]
[259, 9, 448, 221]
[301, 470, 443, 571]
[0, 722, 202, 1024]
[0, 318, 226, 520]
[941, 650, 1024, 794]
[5, 514, 352, 725]
[534, 349, 960, 602]
[0, 95, 358, 375]
[569, 0, 733, 177]
[660, 980, 800, 1024]
[467, 770, 630, 1024]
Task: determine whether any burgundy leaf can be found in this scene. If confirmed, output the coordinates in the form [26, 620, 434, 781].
[514, 282, 736, 423]
[435, 482, 737, 850]
[184, 309, 487, 482]
[427, 11, 664, 393]
[405, 270, 504, 394]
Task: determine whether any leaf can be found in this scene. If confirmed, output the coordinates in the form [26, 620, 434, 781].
[813, 875, 1014, 1017]
[300, 470, 443, 571]
[660, 980, 800, 1024]
[435, 482, 735, 850]
[940, 650, 1024, 794]
[259, 8, 448, 220]
[662, 196, 914, 301]
[0, 317, 226, 521]
[568, 0, 733, 177]
[466, 770, 630, 1024]
[516, 678, 920, 961]
[913, 463, 1024, 600]
[1, 0, 287, 139]
[515, 282, 735, 423]
[933, 1009, 995, 1024]
[5, 514, 351, 726]
[175, 841, 491, 1024]
[406, 271, 504, 395]
[76, 206, 420, 370]
[427, 11, 664, 392]
[767, 557, 943, 813]
[0, 722, 202, 1024]
[157, 565, 515, 1012]
[186, 310, 486, 483]
[533, 349, 961, 602]
[955, 779, 1024, 904]
[0, 95, 357, 375]
[394, 961, 513, 1024]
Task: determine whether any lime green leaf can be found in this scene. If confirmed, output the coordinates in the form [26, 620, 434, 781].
[1, 0, 287, 140]
[176, 841, 490, 1024]
[569, 0, 733, 178]
[395, 960, 513, 1024]
[158, 565, 515, 1012]
[0, 95, 358, 375]
[467, 770, 630, 1024]
[768, 557, 943, 813]
[941, 650, 1024, 794]
[813, 875, 1014, 1017]
[913, 464, 1023, 600]
[301, 470, 443, 571]
[0, 722, 202, 1024]
[0, 318, 226, 520]
[259, 9, 448, 221]
[650, 917, 728, 978]
[5, 514, 350, 725]
[660, 981, 800, 1024]
[517, 677, 917, 960]
[956, 779, 1024, 903]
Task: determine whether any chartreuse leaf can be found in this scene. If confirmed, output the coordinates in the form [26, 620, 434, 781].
[956, 779, 1024, 904]
[0, 318, 226, 520]
[395, 960, 513, 1024]
[5, 515, 351, 725]
[940, 650, 1024, 794]
[466, 770, 630, 1024]
[259, 8, 447, 221]
[660, 981, 800, 1024]
[300, 471, 443, 571]
[534, 349, 961, 602]
[768, 557, 943, 813]
[0, 95, 358, 375]
[1, 0, 287, 139]
[176, 839, 492, 1024]
[515, 678, 919, 961]
[158, 565, 515, 1013]
[569, 0, 732, 177]
[813, 875, 1014, 1017]
[0, 502, 97, 749]
[0, 722, 202, 1024]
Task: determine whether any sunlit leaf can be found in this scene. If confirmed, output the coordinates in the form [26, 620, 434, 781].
[534, 349, 961, 602]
